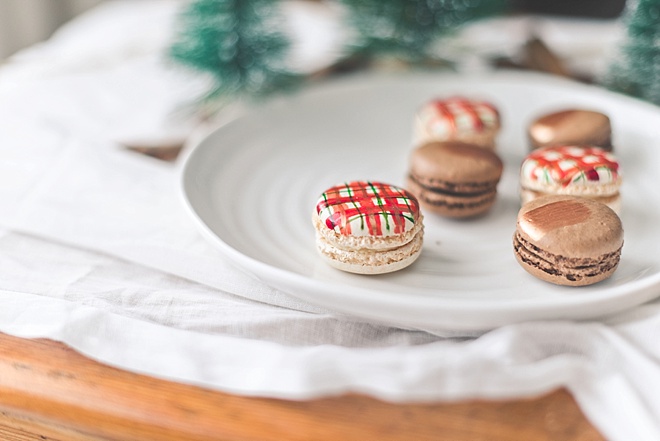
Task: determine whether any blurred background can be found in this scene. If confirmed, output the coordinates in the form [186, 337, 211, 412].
[0, 0, 627, 61]
[4, 0, 653, 109]
[0, 0, 102, 59]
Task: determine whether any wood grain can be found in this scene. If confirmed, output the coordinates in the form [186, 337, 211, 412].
[0, 332, 605, 441]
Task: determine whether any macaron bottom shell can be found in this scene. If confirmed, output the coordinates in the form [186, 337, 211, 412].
[315, 231, 424, 275]
[513, 231, 622, 286]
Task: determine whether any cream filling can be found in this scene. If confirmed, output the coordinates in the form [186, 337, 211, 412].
[316, 231, 424, 266]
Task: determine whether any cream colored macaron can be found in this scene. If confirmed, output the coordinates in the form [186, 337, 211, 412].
[520, 145, 622, 213]
[313, 181, 424, 275]
[412, 96, 500, 150]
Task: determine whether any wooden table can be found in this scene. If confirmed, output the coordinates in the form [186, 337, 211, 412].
[0, 332, 605, 441]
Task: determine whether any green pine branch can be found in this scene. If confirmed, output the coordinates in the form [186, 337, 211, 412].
[606, 0, 660, 105]
[339, 0, 508, 63]
[169, 0, 299, 104]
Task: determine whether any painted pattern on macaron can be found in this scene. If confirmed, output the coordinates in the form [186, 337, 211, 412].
[521, 145, 620, 188]
[416, 97, 499, 138]
[316, 181, 420, 237]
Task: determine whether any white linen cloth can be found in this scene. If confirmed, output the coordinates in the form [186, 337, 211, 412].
[0, 2, 657, 440]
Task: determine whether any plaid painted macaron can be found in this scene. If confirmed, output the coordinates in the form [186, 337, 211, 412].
[413, 96, 500, 150]
[313, 181, 424, 274]
[520, 145, 622, 213]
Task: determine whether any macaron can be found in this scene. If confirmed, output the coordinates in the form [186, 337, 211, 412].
[407, 141, 504, 218]
[520, 145, 622, 213]
[528, 108, 612, 151]
[513, 195, 623, 286]
[413, 96, 500, 149]
[313, 181, 424, 274]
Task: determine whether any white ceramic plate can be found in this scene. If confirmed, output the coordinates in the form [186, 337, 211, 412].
[181, 71, 660, 331]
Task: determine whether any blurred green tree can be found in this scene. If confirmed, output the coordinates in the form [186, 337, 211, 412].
[169, 0, 298, 104]
[169, 0, 507, 104]
[340, 0, 508, 63]
[607, 0, 660, 105]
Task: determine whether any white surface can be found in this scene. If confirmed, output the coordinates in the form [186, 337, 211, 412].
[182, 71, 660, 331]
[2, 3, 660, 441]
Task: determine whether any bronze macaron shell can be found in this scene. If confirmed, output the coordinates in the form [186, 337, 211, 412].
[528, 109, 612, 151]
[513, 195, 623, 286]
[407, 141, 503, 218]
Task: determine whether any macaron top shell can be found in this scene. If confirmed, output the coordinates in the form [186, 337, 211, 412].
[516, 195, 623, 258]
[410, 141, 504, 183]
[316, 181, 420, 238]
[416, 97, 500, 137]
[529, 109, 611, 149]
[520, 145, 621, 195]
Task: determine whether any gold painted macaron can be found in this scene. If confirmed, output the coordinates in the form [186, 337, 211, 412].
[528, 109, 612, 151]
[407, 141, 504, 218]
[413, 97, 500, 150]
[513, 195, 623, 286]
[313, 181, 424, 275]
[519, 145, 622, 213]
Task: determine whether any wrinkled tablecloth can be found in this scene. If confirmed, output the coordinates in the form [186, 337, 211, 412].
[1, 2, 658, 440]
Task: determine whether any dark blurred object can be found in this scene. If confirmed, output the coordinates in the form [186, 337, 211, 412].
[511, 0, 626, 18]
[521, 37, 571, 77]
[492, 36, 596, 83]
[493, 38, 569, 75]
[125, 143, 184, 162]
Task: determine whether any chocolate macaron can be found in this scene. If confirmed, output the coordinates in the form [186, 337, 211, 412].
[520, 145, 622, 213]
[513, 195, 623, 286]
[407, 141, 504, 218]
[313, 181, 424, 274]
[528, 109, 612, 151]
[413, 97, 500, 150]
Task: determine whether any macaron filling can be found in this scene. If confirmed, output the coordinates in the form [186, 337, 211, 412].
[407, 175, 497, 209]
[315, 225, 424, 267]
[408, 176, 499, 196]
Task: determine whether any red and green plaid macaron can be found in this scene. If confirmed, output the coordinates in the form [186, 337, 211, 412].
[316, 181, 420, 237]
